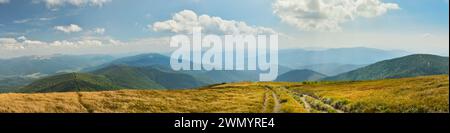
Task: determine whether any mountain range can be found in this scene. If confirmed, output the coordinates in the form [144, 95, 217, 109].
[0, 54, 115, 79]
[275, 69, 327, 82]
[1, 47, 447, 93]
[19, 65, 208, 93]
[278, 47, 410, 68]
[295, 63, 366, 76]
[19, 73, 122, 93]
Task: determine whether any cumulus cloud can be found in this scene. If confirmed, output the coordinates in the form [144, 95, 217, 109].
[151, 10, 276, 35]
[273, 0, 400, 31]
[0, 36, 175, 58]
[37, 0, 111, 8]
[0, 0, 9, 4]
[54, 24, 83, 33]
[0, 38, 25, 50]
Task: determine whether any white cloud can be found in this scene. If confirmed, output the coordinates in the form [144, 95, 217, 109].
[11, 17, 56, 24]
[37, 0, 111, 8]
[273, 0, 400, 31]
[94, 28, 106, 34]
[0, 38, 25, 50]
[13, 19, 32, 24]
[17, 36, 27, 41]
[151, 10, 276, 35]
[0, 36, 175, 58]
[39, 17, 56, 21]
[0, 36, 123, 51]
[0, 0, 9, 4]
[54, 24, 83, 33]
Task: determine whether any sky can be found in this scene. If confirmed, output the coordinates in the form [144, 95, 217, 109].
[0, 0, 449, 58]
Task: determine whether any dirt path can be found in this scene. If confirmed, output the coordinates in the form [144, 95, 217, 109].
[76, 92, 94, 113]
[302, 94, 344, 113]
[283, 86, 344, 113]
[261, 91, 270, 113]
[272, 91, 281, 113]
[299, 95, 312, 112]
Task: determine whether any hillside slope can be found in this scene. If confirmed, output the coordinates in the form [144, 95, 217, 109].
[275, 69, 327, 82]
[20, 65, 209, 93]
[292, 75, 449, 113]
[325, 54, 449, 81]
[297, 63, 365, 76]
[20, 73, 121, 93]
[85, 53, 171, 72]
[89, 53, 293, 84]
[1, 86, 282, 113]
[93, 65, 207, 89]
[91, 65, 165, 89]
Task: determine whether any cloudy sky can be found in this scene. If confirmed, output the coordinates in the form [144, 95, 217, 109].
[0, 0, 448, 58]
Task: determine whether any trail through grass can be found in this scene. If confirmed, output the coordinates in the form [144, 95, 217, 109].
[0, 75, 447, 113]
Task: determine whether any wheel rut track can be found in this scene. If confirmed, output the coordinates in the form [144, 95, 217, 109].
[72, 73, 94, 113]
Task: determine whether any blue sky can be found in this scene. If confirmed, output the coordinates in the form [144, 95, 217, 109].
[0, 0, 448, 58]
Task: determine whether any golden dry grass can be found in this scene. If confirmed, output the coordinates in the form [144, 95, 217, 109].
[290, 75, 449, 113]
[271, 87, 308, 113]
[79, 87, 267, 113]
[0, 75, 447, 113]
[0, 92, 86, 113]
[0, 87, 268, 113]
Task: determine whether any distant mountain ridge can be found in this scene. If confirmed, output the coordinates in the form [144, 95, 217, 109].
[0, 54, 115, 79]
[5, 48, 447, 93]
[20, 73, 122, 93]
[90, 47, 405, 82]
[91, 53, 293, 84]
[20, 65, 209, 93]
[103, 53, 171, 67]
[275, 69, 327, 82]
[93, 65, 207, 89]
[296, 63, 366, 76]
[278, 47, 410, 68]
[83, 53, 170, 72]
[325, 54, 449, 81]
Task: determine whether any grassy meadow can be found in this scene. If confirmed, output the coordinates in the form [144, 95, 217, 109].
[290, 75, 449, 113]
[1, 83, 303, 113]
[0, 75, 448, 113]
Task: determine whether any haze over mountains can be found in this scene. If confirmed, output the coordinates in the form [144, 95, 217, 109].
[0, 54, 116, 90]
[87, 54, 171, 71]
[0, 47, 448, 93]
[0, 54, 115, 79]
[278, 47, 410, 68]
